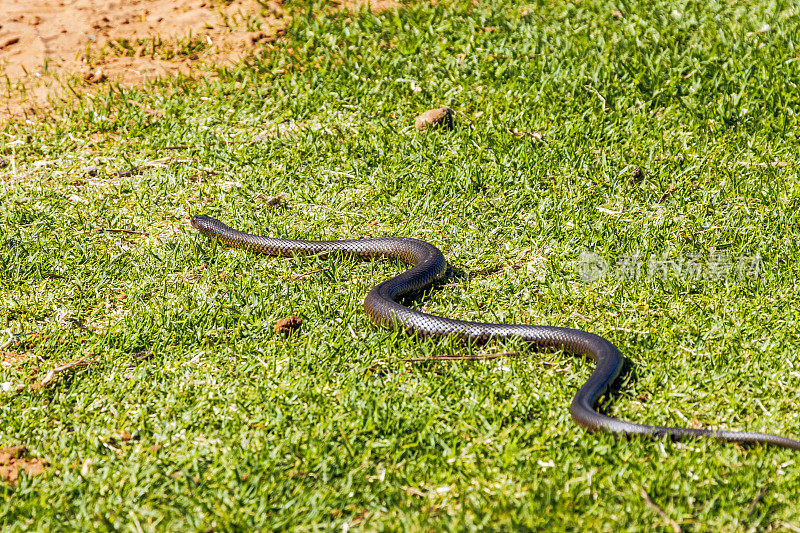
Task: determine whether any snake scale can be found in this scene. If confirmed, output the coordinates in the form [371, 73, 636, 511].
[192, 214, 800, 450]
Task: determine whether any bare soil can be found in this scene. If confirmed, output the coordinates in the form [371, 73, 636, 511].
[0, 0, 395, 122]
[0, 446, 48, 483]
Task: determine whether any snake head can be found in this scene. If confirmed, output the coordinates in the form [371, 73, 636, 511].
[190, 215, 212, 230]
[190, 215, 227, 240]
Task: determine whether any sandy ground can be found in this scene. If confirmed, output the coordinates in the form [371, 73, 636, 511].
[0, 0, 394, 122]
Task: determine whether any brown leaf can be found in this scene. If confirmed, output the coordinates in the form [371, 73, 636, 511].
[275, 315, 302, 336]
[415, 107, 455, 131]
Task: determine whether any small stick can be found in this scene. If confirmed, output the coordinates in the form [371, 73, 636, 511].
[747, 485, 769, 516]
[14, 358, 95, 392]
[114, 157, 175, 177]
[640, 486, 681, 533]
[40, 359, 93, 385]
[114, 166, 142, 178]
[506, 128, 544, 141]
[289, 268, 328, 280]
[658, 185, 680, 203]
[100, 228, 149, 236]
[130, 350, 153, 365]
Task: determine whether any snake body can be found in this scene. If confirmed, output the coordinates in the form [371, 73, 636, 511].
[192, 215, 800, 450]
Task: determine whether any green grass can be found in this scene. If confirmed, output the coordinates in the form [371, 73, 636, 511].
[2, 0, 800, 529]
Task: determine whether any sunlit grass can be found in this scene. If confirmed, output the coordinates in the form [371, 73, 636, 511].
[1, 0, 799, 529]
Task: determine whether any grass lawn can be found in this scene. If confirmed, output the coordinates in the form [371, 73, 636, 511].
[2, 0, 800, 529]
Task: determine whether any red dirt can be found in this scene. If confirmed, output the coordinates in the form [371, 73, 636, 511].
[0, 446, 48, 483]
[0, 0, 396, 122]
[1, 0, 288, 120]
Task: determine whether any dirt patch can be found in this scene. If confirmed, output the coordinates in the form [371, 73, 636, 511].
[0, 0, 286, 78]
[0, 0, 398, 123]
[0, 446, 48, 482]
[1, 0, 288, 120]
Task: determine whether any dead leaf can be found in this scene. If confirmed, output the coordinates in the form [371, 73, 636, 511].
[275, 315, 302, 336]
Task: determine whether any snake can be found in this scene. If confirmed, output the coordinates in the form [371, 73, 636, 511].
[192, 214, 800, 450]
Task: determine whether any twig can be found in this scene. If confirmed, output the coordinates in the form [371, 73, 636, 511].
[584, 84, 607, 112]
[40, 359, 93, 386]
[289, 268, 328, 280]
[14, 358, 96, 393]
[737, 160, 789, 168]
[746, 24, 771, 37]
[506, 128, 545, 141]
[107, 39, 128, 55]
[254, 193, 286, 207]
[130, 350, 154, 367]
[336, 423, 356, 458]
[114, 157, 176, 177]
[99, 228, 149, 236]
[405, 352, 520, 362]
[640, 486, 681, 533]
[114, 166, 143, 178]
[747, 485, 769, 516]
[658, 185, 680, 203]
